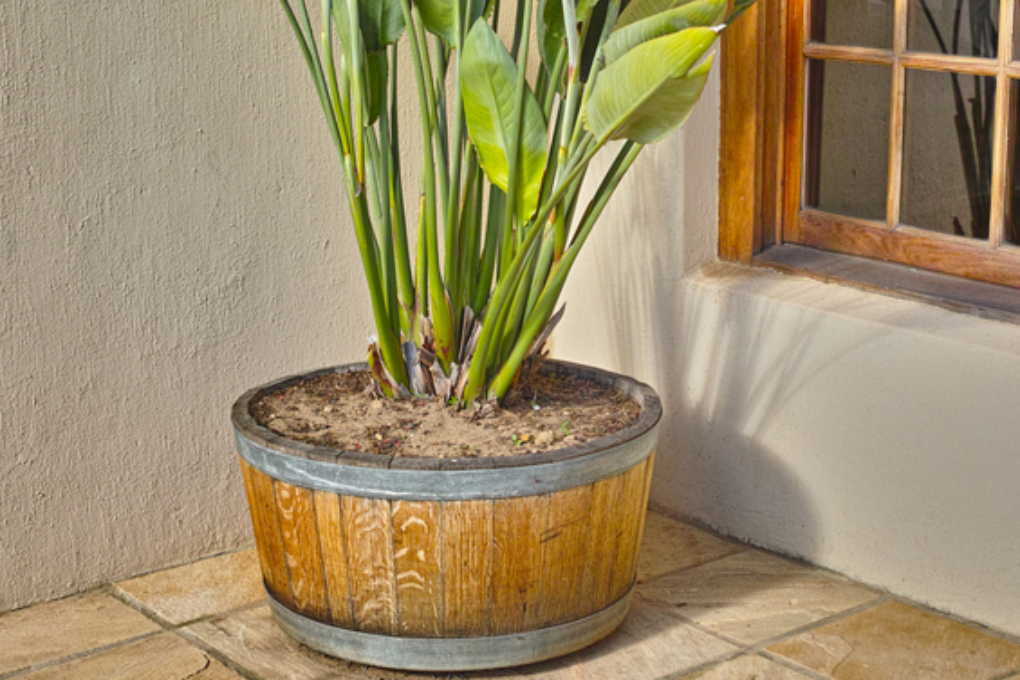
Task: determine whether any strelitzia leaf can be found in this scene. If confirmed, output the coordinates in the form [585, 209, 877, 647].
[602, 0, 725, 65]
[583, 26, 717, 144]
[333, 0, 405, 53]
[615, 0, 687, 30]
[460, 20, 549, 223]
[416, 0, 457, 46]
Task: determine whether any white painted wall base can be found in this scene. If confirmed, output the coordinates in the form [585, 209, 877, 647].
[560, 263, 1020, 638]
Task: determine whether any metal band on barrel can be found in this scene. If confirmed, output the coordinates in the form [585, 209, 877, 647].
[234, 423, 657, 500]
[266, 588, 633, 672]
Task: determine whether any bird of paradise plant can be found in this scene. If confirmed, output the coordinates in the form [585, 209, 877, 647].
[276, 0, 753, 407]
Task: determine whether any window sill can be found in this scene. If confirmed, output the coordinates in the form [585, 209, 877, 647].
[752, 244, 1020, 326]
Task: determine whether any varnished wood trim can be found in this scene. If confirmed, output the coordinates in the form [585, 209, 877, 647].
[803, 43, 893, 65]
[719, 0, 764, 263]
[784, 0, 808, 241]
[990, 0, 1017, 248]
[755, 243, 1020, 322]
[798, 209, 1020, 286]
[899, 52, 999, 76]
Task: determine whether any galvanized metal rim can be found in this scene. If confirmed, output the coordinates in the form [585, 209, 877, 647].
[266, 588, 633, 672]
[232, 360, 660, 501]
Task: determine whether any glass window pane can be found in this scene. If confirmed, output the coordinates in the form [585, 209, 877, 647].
[811, 0, 895, 49]
[908, 0, 999, 59]
[806, 60, 891, 222]
[1007, 80, 1020, 245]
[901, 68, 995, 239]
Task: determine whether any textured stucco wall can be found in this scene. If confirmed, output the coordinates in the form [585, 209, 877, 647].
[0, 2, 384, 610]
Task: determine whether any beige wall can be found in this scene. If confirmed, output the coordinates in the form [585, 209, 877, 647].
[0, 2, 380, 610]
[4, 0, 1020, 642]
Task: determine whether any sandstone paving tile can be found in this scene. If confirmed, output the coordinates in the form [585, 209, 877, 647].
[635, 551, 879, 645]
[17, 633, 243, 680]
[0, 592, 161, 675]
[637, 513, 742, 583]
[516, 597, 740, 680]
[115, 548, 264, 625]
[767, 600, 1020, 680]
[675, 654, 816, 679]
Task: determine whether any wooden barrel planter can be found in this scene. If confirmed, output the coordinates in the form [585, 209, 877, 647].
[232, 360, 660, 672]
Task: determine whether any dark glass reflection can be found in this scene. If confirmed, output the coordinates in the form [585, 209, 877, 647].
[901, 68, 996, 239]
[806, 60, 892, 222]
[908, 0, 999, 60]
[810, 0, 895, 49]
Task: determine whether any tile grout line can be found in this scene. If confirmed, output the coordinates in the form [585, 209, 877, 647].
[104, 584, 269, 680]
[0, 630, 165, 680]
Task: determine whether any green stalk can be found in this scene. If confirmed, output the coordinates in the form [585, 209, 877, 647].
[343, 154, 410, 388]
[499, 0, 535, 273]
[279, 0, 347, 158]
[365, 125, 400, 334]
[473, 185, 505, 314]
[487, 142, 642, 401]
[383, 43, 415, 335]
[400, 0, 456, 368]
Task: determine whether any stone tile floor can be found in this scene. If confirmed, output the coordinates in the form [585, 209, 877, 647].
[3, 511, 1020, 680]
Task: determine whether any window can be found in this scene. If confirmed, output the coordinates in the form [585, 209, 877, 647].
[719, 0, 1020, 308]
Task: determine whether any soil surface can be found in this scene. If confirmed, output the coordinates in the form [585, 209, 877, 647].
[250, 370, 641, 458]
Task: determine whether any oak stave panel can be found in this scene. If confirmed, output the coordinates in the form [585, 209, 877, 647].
[491, 495, 546, 635]
[392, 500, 443, 637]
[342, 496, 398, 635]
[275, 481, 331, 623]
[440, 500, 495, 637]
[240, 458, 294, 609]
[313, 491, 354, 627]
[534, 486, 595, 628]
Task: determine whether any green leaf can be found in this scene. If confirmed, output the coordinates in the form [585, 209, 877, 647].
[615, 0, 685, 30]
[602, 0, 725, 65]
[332, 0, 405, 53]
[415, 0, 457, 46]
[460, 20, 549, 224]
[583, 27, 717, 144]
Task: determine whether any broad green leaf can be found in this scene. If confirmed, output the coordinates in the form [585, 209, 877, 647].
[602, 0, 724, 65]
[416, 0, 457, 46]
[332, 0, 405, 53]
[615, 0, 689, 30]
[460, 20, 549, 224]
[583, 27, 717, 144]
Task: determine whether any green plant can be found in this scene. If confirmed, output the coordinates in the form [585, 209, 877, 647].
[277, 0, 753, 406]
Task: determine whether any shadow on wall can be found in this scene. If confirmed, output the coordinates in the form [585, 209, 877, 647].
[571, 127, 891, 563]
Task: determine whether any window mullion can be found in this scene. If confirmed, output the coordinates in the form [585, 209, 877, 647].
[988, 0, 1016, 249]
[886, 0, 910, 230]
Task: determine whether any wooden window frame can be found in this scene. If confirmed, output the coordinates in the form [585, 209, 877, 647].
[720, 0, 1020, 318]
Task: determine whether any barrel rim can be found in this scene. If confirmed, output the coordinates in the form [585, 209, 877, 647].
[231, 359, 661, 472]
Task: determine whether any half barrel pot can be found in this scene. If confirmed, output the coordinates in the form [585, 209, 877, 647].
[231, 360, 661, 672]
